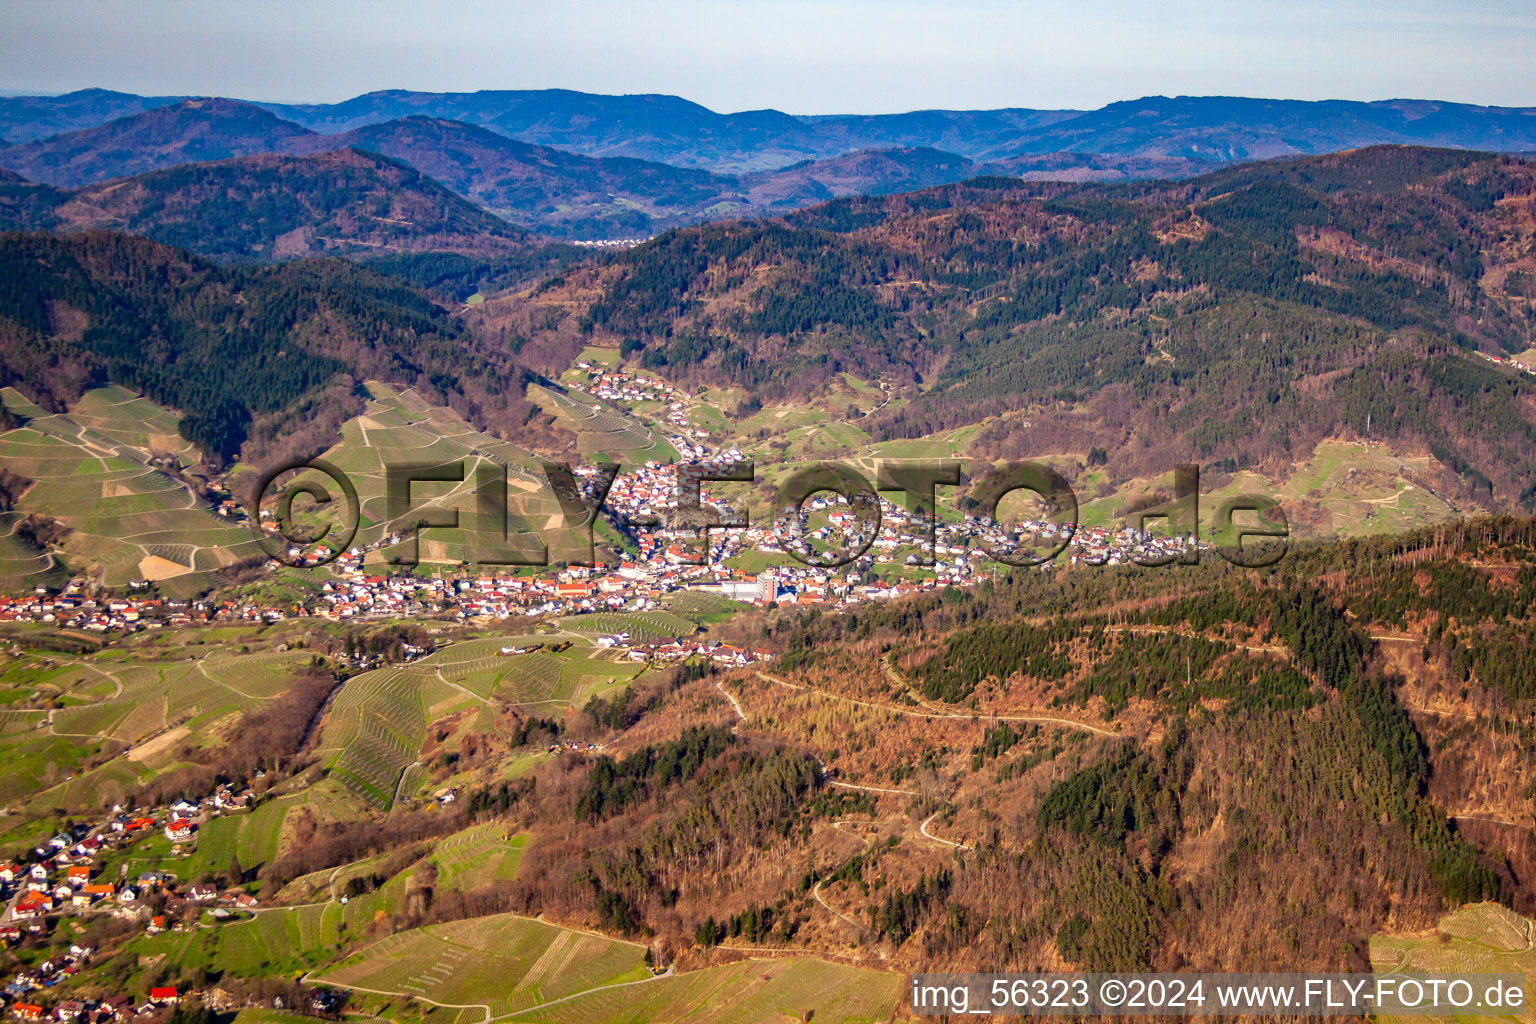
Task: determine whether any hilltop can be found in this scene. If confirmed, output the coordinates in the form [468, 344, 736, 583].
[0, 97, 316, 187]
[11, 148, 535, 259]
[0, 87, 188, 144]
[298, 115, 742, 237]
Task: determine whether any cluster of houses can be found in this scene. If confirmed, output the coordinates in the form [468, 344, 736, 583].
[1477, 350, 1536, 377]
[0, 949, 147, 1024]
[6, 482, 1200, 637]
[3, 786, 260, 925]
[574, 366, 678, 404]
[6, 971, 184, 1023]
[3, 822, 159, 924]
[0, 582, 171, 631]
[0, 782, 279, 1020]
[4, 955, 185, 1020]
[0, 584, 303, 630]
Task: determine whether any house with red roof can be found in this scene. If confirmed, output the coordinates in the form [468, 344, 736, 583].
[13, 892, 51, 918]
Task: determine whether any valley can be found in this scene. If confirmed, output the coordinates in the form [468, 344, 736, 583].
[0, 71, 1535, 1024]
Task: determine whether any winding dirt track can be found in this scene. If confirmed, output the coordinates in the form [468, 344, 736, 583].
[755, 670, 1121, 737]
[919, 811, 972, 850]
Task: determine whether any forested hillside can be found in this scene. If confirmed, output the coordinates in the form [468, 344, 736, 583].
[0, 97, 317, 186]
[0, 231, 560, 464]
[375, 517, 1536, 977]
[6, 149, 535, 259]
[302, 116, 743, 237]
[478, 146, 1536, 509]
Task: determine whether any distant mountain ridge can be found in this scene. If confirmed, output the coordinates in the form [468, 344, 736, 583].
[3, 88, 1533, 173]
[3, 101, 1143, 240]
[257, 90, 1536, 169]
[0, 87, 187, 144]
[2, 89, 1534, 242]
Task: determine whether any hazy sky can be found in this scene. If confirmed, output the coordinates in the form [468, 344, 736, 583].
[3, 0, 1532, 113]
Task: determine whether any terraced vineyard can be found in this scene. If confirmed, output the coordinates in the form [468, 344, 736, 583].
[528, 383, 675, 461]
[0, 385, 261, 592]
[493, 651, 566, 704]
[503, 956, 907, 1024]
[127, 894, 389, 979]
[0, 381, 575, 582]
[0, 513, 65, 592]
[1370, 902, 1536, 1023]
[313, 913, 650, 1018]
[318, 667, 469, 809]
[192, 793, 307, 876]
[555, 610, 697, 642]
[408, 637, 645, 708]
[430, 823, 529, 891]
[664, 590, 748, 621]
[46, 649, 306, 740]
[260, 383, 568, 567]
[0, 645, 311, 815]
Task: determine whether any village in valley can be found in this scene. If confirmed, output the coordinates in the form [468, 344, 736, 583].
[0, 780, 331, 1024]
[0, 360, 1211, 1024]
[1, 361, 1199, 642]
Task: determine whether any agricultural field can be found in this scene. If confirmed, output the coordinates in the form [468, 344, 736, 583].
[1370, 902, 1535, 1024]
[503, 956, 909, 1024]
[0, 512, 66, 592]
[664, 590, 748, 622]
[428, 823, 528, 891]
[126, 897, 368, 979]
[312, 913, 651, 1017]
[528, 382, 677, 463]
[232, 1011, 327, 1024]
[1074, 439, 1464, 538]
[236, 383, 593, 568]
[553, 610, 697, 642]
[0, 385, 261, 591]
[0, 641, 311, 816]
[418, 635, 646, 705]
[125, 842, 415, 978]
[191, 792, 309, 876]
[315, 634, 649, 809]
[316, 666, 469, 809]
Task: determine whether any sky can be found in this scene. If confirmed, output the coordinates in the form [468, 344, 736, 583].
[2, 0, 1533, 113]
